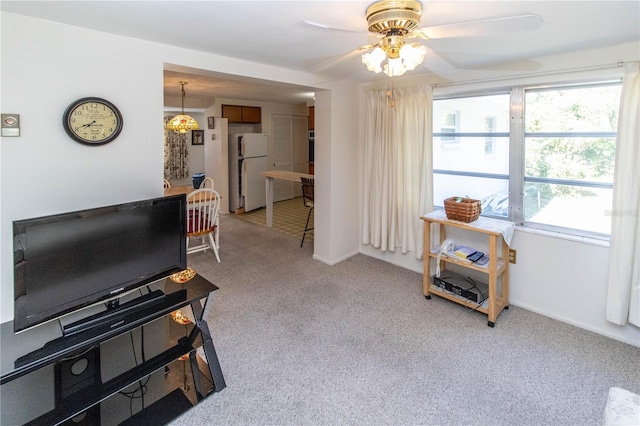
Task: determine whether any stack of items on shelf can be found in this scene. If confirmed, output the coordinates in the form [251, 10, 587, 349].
[435, 244, 489, 267]
[453, 245, 488, 265]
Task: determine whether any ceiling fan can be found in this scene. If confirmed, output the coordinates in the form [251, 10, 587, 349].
[305, 0, 544, 77]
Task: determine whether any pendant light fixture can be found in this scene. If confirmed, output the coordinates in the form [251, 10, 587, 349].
[166, 81, 199, 134]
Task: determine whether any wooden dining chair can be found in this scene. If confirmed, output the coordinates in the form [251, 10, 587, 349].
[300, 177, 314, 247]
[199, 177, 215, 189]
[186, 188, 220, 262]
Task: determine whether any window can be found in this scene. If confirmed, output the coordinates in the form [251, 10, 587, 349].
[433, 94, 510, 218]
[437, 110, 460, 145]
[432, 80, 622, 238]
[523, 83, 621, 235]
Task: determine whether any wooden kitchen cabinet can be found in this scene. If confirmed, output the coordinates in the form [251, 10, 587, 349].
[241, 106, 261, 123]
[222, 105, 261, 123]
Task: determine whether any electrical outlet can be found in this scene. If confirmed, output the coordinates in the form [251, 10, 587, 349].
[508, 249, 517, 264]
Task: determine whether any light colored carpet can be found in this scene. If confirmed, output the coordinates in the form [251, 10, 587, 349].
[174, 214, 639, 426]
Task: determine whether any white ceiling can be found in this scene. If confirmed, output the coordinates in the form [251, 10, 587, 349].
[2, 1, 639, 104]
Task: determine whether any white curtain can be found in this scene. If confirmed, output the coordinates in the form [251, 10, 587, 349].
[606, 65, 640, 327]
[362, 85, 433, 259]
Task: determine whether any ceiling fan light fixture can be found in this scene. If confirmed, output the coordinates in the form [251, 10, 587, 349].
[166, 81, 199, 134]
[362, 0, 426, 77]
[362, 47, 387, 73]
[399, 43, 427, 71]
[384, 57, 407, 77]
[362, 38, 426, 77]
[366, 0, 422, 34]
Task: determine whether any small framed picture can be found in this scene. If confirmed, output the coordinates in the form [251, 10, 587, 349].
[192, 129, 204, 145]
[207, 116, 215, 129]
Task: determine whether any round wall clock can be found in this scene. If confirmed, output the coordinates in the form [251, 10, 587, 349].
[62, 97, 123, 145]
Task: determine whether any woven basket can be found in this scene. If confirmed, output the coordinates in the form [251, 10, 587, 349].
[444, 197, 482, 223]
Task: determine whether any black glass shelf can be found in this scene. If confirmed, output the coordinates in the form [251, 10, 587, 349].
[0, 273, 225, 426]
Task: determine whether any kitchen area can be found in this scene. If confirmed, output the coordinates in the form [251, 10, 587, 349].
[226, 106, 315, 215]
[164, 89, 315, 221]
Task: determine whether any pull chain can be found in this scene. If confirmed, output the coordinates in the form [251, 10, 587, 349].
[386, 73, 395, 108]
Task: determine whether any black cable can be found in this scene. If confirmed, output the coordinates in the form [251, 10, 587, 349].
[140, 325, 146, 408]
[461, 274, 489, 312]
[128, 331, 138, 366]
[118, 328, 149, 416]
[437, 274, 487, 311]
[119, 377, 150, 417]
[119, 378, 149, 398]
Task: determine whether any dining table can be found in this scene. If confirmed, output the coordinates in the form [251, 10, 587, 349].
[260, 170, 314, 227]
[164, 185, 196, 197]
[164, 185, 220, 203]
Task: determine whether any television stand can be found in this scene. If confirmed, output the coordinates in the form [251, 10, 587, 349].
[14, 289, 187, 370]
[0, 273, 226, 425]
[62, 288, 169, 336]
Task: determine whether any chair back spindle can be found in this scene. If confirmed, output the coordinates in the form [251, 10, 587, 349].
[186, 188, 221, 262]
[300, 178, 314, 247]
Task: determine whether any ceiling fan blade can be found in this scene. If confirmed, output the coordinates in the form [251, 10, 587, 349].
[421, 46, 457, 74]
[310, 45, 374, 72]
[303, 19, 366, 35]
[410, 14, 545, 40]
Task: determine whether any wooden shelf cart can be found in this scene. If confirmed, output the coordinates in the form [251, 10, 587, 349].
[421, 211, 514, 327]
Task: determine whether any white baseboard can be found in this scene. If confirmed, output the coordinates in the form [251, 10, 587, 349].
[313, 250, 359, 266]
[510, 300, 640, 348]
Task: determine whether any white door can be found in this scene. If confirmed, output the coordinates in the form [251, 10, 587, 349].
[242, 156, 268, 212]
[271, 114, 309, 201]
[271, 114, 294, 202]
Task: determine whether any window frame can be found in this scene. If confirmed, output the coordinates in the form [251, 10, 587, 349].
[433, 79, 622, 241]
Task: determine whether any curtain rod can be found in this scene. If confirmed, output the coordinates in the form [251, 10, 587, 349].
[433, 61, 636, 89]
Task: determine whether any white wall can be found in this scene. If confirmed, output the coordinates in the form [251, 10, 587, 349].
[0, 12, 360, 324]
[1, 14, 166, 322]
[313, 84, 361, 265]
[204, 116, 229, 213]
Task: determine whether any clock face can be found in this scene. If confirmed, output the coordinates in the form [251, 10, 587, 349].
[63, 97, 123, 145]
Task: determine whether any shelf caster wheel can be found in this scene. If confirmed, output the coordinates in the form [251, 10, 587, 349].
[425, 295, 431, 300]
[487, 321, 495, 327]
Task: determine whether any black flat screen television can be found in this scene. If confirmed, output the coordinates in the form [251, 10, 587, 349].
[12, 195, 187, 333]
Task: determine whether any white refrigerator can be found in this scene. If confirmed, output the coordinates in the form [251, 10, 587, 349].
[228, 133, 269, 213]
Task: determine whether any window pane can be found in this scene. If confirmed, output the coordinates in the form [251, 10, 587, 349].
[525, 85, 621, 132]
[433, 174, 509, 218]
[525, 136, 616, 182]
[434, 136, 509, 174]
[524, 182, 612, 234]
[435, 94, 510, 132]
[434, 94, 509, 175]
[523, 82, 620, 235]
